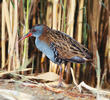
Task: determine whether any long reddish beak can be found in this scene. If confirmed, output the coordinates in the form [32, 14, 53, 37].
[18, 32, 32, 42]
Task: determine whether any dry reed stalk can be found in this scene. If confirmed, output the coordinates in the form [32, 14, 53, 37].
[32, 0, 37, 26]
[22, 0, 30, 69]
[49, 0, 59, 72]
[61, 12, 64, 31]
[87, 0, 98, 87]
[66, 0, 76, 37]
[46, 0, 53, 72]
[9, 1, 14, 70]
[9, 1, 13, 30]
[52, 0, 58, 29]
[77, 0, 84, 43]
[65, 0, 76, 83]
[86, 0, 93, 85]
[16, 34, 20, 70]
[15, 2, 20, 70]
[57, 1, 65, 76]
[91, 20, 98, 87]
[98, 0, 110, 86]
[1, 0, 5, 68]
[76, 0, 84, 84]
[3, 0, 12, 71]
[3, 0, 12, 45]
[75, 63, 80, 83]
[108, 1, 110, 66]
[63, 0, 67, 33]
[108, 12, 110, 72]
[12, 0, 19, 70]
[1, 0, 6, 69]
[46, 0, 53, 27]
[70, 67, 78, 87]
[8, 0, 18, 71]
[38, 0, 43, 24]
[60, 0, 63, 31]
[57, 1, 61, 30]
[92, 0, 101, 89]
[56, 0, 67, 75]
[19, 0, 24, 65]
[31, 0, 37, 73]
[104, 0, 110, 79]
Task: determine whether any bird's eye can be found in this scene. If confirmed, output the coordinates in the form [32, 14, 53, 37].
[32, 29, 36, 32]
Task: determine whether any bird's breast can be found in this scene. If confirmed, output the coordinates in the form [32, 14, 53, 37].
[35, 38, 55, 62]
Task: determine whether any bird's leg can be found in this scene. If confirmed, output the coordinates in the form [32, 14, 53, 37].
[65, 65, 67, 72]
[58, 65, 63, 87]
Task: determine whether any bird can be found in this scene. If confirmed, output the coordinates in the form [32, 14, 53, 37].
[19, 24, 92, 86]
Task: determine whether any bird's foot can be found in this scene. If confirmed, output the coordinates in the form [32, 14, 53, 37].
[51, 81, 65, 88]
[65, 65, 67, 72]
[57, 81, 63, 87]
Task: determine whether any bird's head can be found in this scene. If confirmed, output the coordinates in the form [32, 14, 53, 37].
[19, 24, 44, 42]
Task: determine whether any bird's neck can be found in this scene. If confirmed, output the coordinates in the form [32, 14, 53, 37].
[35, 33, 42, 39]
[32, 30, 43, 39]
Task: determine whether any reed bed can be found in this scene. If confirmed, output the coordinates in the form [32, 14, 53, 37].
[0, 0, 110, 89]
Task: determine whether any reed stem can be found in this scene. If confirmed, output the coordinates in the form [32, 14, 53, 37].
[22, 0, 30, 67]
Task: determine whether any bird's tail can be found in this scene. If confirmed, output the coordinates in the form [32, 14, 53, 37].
[85, 51, 93, 61]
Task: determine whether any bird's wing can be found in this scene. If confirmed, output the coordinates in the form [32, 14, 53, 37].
[47, 30, 92, 61]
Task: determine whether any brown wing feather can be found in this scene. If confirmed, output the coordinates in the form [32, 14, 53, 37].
[39, 26, 91, 60]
